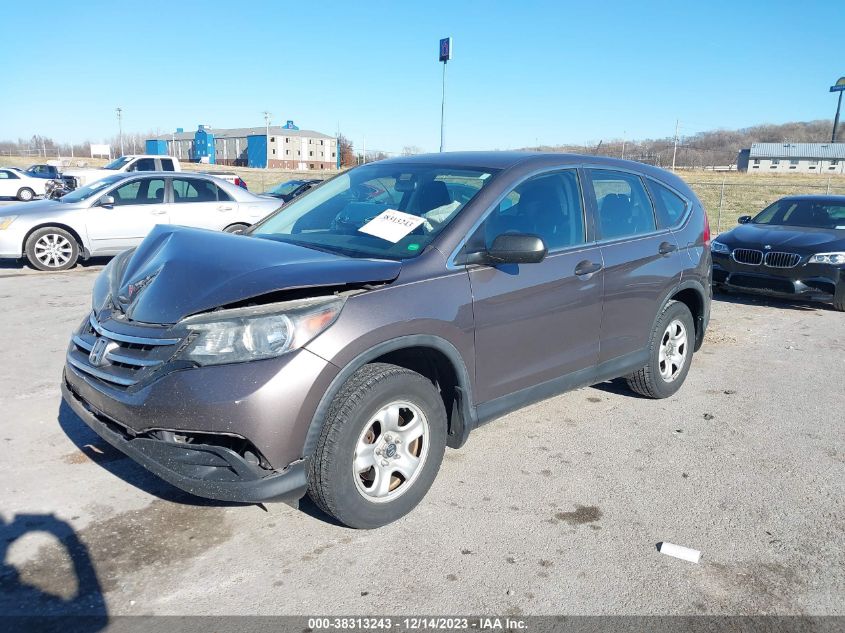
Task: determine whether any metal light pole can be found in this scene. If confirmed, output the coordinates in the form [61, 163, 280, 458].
[438, 37, 452, 153]
[671, 119, 679, 172]
[116, 107, 124, 155]
[263, 111, 272, 169]
[830, 77, 845, 142]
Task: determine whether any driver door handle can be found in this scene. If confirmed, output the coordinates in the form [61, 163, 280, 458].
[218, 205, 234, 212]
[150, 209, 167, 215]
[574, 260, 603, 277]
[659, 241, 678, 255]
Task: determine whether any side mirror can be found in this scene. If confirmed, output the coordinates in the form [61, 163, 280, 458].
[475, 233, 548, 265]
[737, 215, 752, 224]
[99, 195, 115, 208]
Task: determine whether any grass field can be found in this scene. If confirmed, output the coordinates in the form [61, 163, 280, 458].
[4, 155, 845, 233]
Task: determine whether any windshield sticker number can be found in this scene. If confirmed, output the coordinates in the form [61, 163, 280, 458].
[358, 209, 424, 243]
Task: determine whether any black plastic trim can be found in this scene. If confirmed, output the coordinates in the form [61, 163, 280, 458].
[303, 335, 476, 457]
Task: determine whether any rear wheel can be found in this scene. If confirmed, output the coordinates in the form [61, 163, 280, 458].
[25, 227, 79, 271]
[223, 223, 250, 234]
[17, 187, 35, 202]
[626, 300, 695, 399]
[307, 363, 447, 529]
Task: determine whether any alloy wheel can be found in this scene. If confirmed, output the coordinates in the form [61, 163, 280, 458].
[658, 319, 688, 382]
[353, 401, 430, 503]
[34, 234, 73, 268]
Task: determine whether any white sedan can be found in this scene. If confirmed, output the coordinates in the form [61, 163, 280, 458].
[0, 168, 50, 201]
[0, 171, 282, 270]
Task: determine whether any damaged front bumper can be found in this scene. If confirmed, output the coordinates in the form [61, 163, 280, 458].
[62, 374, 309, 503]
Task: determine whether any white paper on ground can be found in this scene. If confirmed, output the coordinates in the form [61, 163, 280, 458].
[658, 541, 701, 563]
[358, 209, 425, 243]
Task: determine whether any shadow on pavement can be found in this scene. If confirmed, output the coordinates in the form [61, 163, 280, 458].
[713, 288, 832, 312]
[0, 513, 108, 631]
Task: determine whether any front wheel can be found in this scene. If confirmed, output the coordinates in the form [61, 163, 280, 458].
[626, 300, 695, 399]
[25, 227, 79, 271]
[307, 363, 447, 529]
[833, 283, 845, 312]
[17, 187, 35, 202]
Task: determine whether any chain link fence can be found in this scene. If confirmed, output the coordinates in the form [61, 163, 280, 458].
[687, 178, 845, 234]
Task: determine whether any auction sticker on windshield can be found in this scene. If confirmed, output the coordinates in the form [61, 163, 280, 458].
[358, 209, 425, 243]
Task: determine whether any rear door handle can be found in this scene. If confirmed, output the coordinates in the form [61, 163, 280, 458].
[574, 260, 603, 276]
[218, 205, 234, 212]
[659, 241, 678, 255]
[150, 209, 167, 215]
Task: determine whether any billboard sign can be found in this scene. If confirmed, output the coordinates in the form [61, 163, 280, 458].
[439, 37, 452, 62]
[90, 144, 111, 158]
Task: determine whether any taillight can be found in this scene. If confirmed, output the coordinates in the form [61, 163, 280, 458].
[234, 177, 242, 186]
[703, 213, 711, 247]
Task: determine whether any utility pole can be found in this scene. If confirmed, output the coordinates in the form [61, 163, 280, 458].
[622, 131, 627, 160]
[830, 78, 845, 142]
[671, 119, 680, 172]
[438, 37, 452, 153]
[263, 111, 271, 169]
[116, 107, 124, 156]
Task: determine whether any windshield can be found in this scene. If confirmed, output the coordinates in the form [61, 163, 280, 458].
[251, 163, 497, 259]
[60, 175, 124, 203]
[753, 199, 845, 230]
[267, 181, 303, 196]
[103, 156, 132, 170]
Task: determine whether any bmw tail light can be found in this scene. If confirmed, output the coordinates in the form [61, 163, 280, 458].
[703, 213, 711, 247]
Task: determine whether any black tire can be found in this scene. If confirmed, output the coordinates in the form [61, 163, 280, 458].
[223, 223, 250, 234]
[834, 284, 845, 312]
[24, 227, 80, 271]
[17, 187, 35, 202]
[307, 363, 447, 529]
[626, 300, 695, 399]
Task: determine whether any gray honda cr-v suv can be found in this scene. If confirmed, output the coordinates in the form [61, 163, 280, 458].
[62, 152, 711, 528]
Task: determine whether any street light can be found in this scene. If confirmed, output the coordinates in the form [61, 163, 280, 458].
[830, 77, 845, 143]
[263, 111, 272, 169]
[115, 107, 124, 156]
[439, 37, 452, 152]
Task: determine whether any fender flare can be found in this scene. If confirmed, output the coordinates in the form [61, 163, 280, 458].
[302, 335, 476, 459]
[653, 279, 709, 351]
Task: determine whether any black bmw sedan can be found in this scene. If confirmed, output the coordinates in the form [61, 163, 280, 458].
[712, 195, 845, 310]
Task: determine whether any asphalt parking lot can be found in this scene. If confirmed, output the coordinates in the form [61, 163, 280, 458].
[0, 262, 842, 617]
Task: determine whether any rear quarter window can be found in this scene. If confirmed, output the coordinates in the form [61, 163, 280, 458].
[647, 180, 689, 229]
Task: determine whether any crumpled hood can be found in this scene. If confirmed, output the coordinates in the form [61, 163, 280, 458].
[111, 225, 401, 324]
[722, 224, 845, 251]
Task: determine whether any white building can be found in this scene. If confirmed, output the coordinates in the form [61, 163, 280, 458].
[738, 143, 845, 174]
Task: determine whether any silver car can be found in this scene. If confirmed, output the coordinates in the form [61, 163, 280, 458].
[0, 172, 281, 270]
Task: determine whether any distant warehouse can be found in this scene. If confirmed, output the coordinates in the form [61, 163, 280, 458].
[737, 143, 845, 174]
[146, 121, 338, 170]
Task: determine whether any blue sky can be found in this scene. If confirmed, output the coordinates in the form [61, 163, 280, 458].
[1, 0, 843, 153]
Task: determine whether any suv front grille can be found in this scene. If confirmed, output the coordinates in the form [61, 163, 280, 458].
[67, 313, 183, 388]
[732, 248, 763, 265]
[763, 251, 801, 268]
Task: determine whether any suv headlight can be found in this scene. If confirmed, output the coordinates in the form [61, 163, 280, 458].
[175, 296, 344, 366]
[808, 252, 845, 265]
[0, 216, 18, 230]
[711, 240, 730, 254]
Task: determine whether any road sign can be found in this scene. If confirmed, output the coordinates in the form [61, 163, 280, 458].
[439, 37, 452, 62]
[831, 77, 845, 92]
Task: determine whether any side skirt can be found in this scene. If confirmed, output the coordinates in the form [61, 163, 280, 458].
[474, 349, 649, 427]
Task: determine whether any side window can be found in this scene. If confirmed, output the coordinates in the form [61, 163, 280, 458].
[479, 170, 586, 251]
[172, 178, 220, 203]
[0, 171, 14, 180]
[160, 158, 175, 171]
[647, 180, 688, 229]
[133, 158, 156, 171]
[588, 169, 656, 240]
[109, 178, 166, 206]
